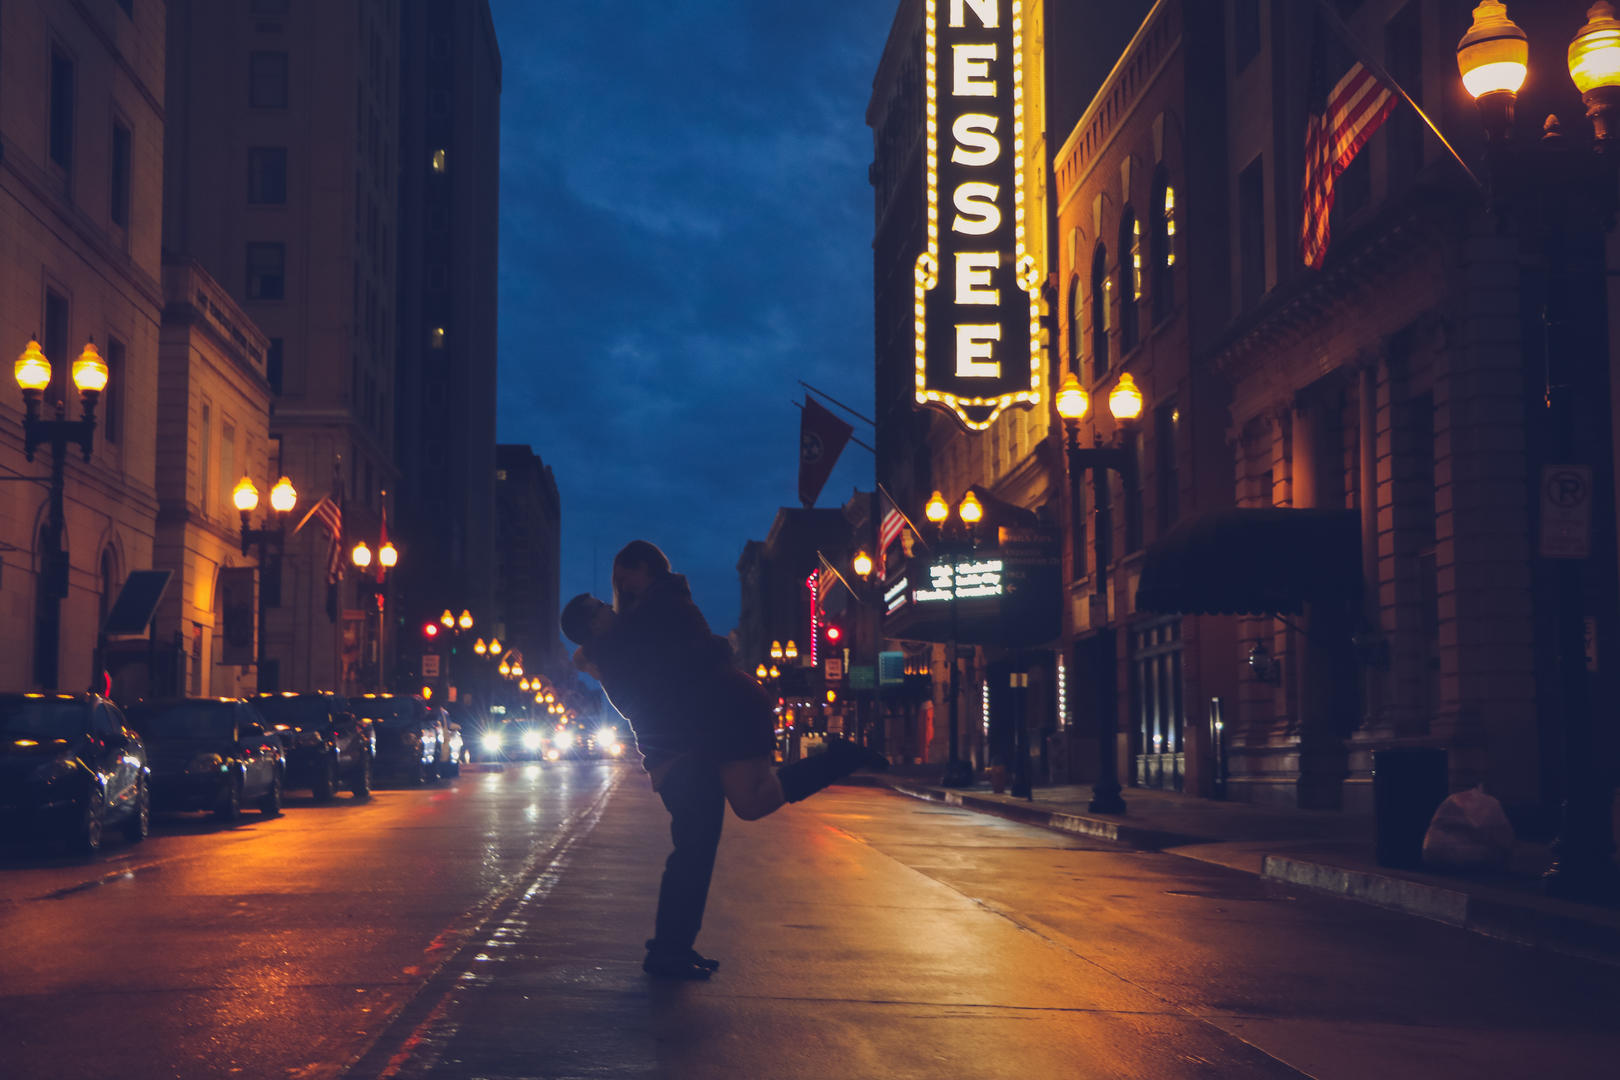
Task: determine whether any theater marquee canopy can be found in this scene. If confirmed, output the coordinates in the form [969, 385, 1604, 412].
[915, 0, 1044, 432]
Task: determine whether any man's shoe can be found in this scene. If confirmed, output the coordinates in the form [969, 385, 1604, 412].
[644, 939, 719, 971]
[643, 951, 712, 980]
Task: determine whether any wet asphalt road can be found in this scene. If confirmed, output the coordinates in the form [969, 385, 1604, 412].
[1, 762, 1617, 1079]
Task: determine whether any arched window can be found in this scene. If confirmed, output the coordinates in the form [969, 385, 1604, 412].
[1152, 166, 1177, 322]
[1091, 244, 1110, 380]
[98, 549, 116, 630]
[1118, 208, 1141, 353]
[1068, 274, 1084, 373]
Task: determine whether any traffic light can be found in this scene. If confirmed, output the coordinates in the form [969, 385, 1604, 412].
[423, 622, 440, 638]
[824, 624, 842, 644]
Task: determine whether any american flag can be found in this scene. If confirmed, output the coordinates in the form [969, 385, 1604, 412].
[295, 495, 344, 586]
[878, 504, 905, 577]
[1299, 17, 1396, 269]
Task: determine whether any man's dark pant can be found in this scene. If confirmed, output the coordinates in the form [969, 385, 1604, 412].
[649, 754, 725, 956]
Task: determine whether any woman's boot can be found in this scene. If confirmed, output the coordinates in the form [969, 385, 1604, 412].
[778, 739, 887, 803]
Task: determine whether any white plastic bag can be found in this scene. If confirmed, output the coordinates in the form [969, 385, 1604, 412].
[1421, 784, 1515, 871]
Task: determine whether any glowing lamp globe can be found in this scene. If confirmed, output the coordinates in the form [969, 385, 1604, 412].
[232, 477, 261, 514]
[351, 541, 373, 569]
[379, 542, 398, 568]
[958, 490, 984, 525]
[72, 342, 109, 394]
[268, 477, 298, 514]
[440, 609, 455, 629]
[1571, 2, 1620, 94]
[474, 638, 488, 656]
[14, 340, 51, 393]
[852, 550, 874, 578]
[1457, 1, 1529, 100]
[489, 637, 502, 654]
[1054, 371, 1090, 421]
[1109, 373, 1145, 423]
[458, 609, 473, 630]
[925, 491, 949, 524]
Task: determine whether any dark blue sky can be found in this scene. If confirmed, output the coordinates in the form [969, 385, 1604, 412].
[489, 1, 896, 637]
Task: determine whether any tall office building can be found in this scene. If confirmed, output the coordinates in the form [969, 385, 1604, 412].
[394, 0, 501, 661]
[494, 445, 560, 677]
[165, 0, 399, 691]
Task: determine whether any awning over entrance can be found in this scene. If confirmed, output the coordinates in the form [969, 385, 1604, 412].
[1135, 508, 1361, 616]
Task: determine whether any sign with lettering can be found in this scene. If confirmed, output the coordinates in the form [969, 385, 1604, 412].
[914, 0, 1043, 431]
[1539, 465, 1591, 559]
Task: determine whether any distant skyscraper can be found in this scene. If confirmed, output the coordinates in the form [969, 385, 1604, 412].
[165, 0, 400, 692]
[495, 445, 561, 676]
[394, 0, 502, 668]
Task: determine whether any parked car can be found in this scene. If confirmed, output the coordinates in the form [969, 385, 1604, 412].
[125, 698, 285, 820]
[351, 694, 443, 783]
[252, 692, 373, 801]
[0, 693, 150, 854]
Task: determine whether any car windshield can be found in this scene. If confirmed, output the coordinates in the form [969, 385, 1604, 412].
[0, 699, 88, 739]
[253, 697, 334, 729]
[126, 703, 235, 740]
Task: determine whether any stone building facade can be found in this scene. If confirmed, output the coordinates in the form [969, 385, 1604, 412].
[0, 0, 166, 691]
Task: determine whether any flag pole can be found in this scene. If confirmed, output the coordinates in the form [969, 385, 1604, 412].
[1311, 0, 1484, 194]
[792, 400, 876, 455]
[798, 380, 876, 427]
[817, 550, 859, 602]
[876, 482, 931, 553]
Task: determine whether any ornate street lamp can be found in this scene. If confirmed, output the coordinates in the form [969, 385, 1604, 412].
[1055, 368, 1143, 814]
[235, 473, 298, 693]
[1453, 2, 1620, 900]
[16, 339, 110, 689]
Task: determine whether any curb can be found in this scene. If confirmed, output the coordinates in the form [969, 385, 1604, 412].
[867, 776, 1620, 967]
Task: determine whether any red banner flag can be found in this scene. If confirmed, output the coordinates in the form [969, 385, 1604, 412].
[798, 395, 853, 508]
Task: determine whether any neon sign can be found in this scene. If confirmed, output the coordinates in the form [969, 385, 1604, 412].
[915, 0, 1043, 431]
[914, 559, 1005, 603]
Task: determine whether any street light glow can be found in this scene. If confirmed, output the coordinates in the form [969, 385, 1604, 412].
[351, 541, 372, 569]
[233, 477, 260, 513]
[1457, 1, 1529, 99]
[1055, 370, 1090, 421]
[14, 339, 50, 393]
[269, 477, 298, 513]
[458, 609, 473, 630]
[379, 541, 398, 568]
[71, 342, 109, 394]
[1570, 2, 1620, 93]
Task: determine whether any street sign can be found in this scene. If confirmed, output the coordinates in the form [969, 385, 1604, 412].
[849, 664, 876, 691]
[825, 657, 844, 680]
[878, 651, 906, 687]
[1539, 464, 1592, 559]
[422, 654, 441, 679]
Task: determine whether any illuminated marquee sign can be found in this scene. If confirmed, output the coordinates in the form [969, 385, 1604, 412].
[914, 559, 1005, 603]
[915, 0, 1043, 431]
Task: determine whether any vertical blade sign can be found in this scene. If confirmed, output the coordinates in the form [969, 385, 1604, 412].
[915, 0, 1042, 431]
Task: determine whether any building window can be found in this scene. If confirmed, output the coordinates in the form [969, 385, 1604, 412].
[1090, 244, 1110, 380]
[1155, 401, 1179, 535]
[49, 48, 75, 173]
[103, 338, 125, 445]
[1234, 0, 1261, 72]
[249, 52, 289, 108]
[1151, 168, 1176, 322]
[1126, 430, 1145, 553]
[219, 423, 237, 516]
[248, 147, 287, 204]
[110, 122, 132, 227]
[1119, 209, 1141, 353]
[430, 148, 448, 173]
[1386, 2, 1424, 184]
[266, 337, 284, 394]
[200, 403, 212, 514]
[44, 289, 69, 408]
[246, 242, 286, 300]
[1066, 275, 1083, 371]
[429, 326, 445, 349]
[1238, 155, 1266, 310]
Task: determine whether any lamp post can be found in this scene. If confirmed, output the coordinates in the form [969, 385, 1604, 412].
[350, 535, 398, 692]
[233, 474, 298, 694]
[1055, 369, 1143, 814]
[14, 339, 109, 690]
[1455, 1, 1620, 900]
[926, 487, 984, 788]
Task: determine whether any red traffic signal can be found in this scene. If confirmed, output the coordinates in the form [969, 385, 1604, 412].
[423, 622, 440, 638]
[824, 624, 842, 643]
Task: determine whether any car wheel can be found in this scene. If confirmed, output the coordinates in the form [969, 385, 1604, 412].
[414, 752, 429, 786]
[350, 755, 372, 800]
[312, 757, 337, 803]
[258, 774, 282, 817]
[122, 778, 151, 843]
[214, 775, 243, 822]
[72, 785, 105, 855]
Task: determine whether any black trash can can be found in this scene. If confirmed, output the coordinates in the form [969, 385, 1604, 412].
[1372, 748, 1449, 869]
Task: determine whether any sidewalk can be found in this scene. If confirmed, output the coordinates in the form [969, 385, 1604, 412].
[850, 768, 1620, 968]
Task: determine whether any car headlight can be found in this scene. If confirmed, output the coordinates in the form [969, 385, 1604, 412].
[520, 731, 542, 751]
[32, 756, 77, 784]
[296, 730, 324, 748]
[610, 742, 624, 756]
[595, 727, 617, 746]
[480, 732, 503, 753]
[545, 748, 560, 761]
[187, 753, 225, 774]
[554, 731, 575, 751]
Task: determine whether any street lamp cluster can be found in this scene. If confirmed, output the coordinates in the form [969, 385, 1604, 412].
[14, 337, 112, 689]
[231, 474, 299, 693]
[919, 487, 991, 788]
[1453, 1, 1620, 900]
[1055, 368, 1143, 815]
